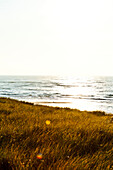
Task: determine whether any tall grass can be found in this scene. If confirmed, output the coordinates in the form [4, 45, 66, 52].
[0, 97, 113, 169]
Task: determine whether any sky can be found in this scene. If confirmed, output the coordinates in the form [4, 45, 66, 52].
[0, 0, 113, 76]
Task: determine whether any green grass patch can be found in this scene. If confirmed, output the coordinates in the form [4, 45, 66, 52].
[0, 97, 113, 169]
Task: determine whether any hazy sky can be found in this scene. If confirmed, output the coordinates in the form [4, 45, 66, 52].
[0, 0, 113, 76]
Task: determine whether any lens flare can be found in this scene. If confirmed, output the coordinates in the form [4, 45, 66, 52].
[46, 120, 51, 125]
[36, 153, 42, 159]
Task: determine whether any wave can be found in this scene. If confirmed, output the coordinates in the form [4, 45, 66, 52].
[105, 94, 113, 98]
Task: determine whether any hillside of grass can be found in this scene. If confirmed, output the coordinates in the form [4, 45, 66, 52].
[0, 97, 113, 169]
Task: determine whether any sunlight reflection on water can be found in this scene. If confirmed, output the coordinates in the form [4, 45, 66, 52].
[35, 99, 106, 113]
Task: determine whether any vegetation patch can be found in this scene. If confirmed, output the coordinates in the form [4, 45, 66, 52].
[0, 97, 113, 169]
[0, 110, 11, 115]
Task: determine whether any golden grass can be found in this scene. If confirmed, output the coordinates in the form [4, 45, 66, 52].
[0, 97, 113, 169]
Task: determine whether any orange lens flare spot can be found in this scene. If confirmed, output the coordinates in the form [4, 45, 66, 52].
[36, 153, 42, 159]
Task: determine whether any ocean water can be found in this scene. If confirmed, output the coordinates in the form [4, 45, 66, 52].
[0, 75, 113, 114]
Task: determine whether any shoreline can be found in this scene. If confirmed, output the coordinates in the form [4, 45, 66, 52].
[0, 97, 112, 114]
[1, 97, 112, 115]
[33, 101, 112, 115]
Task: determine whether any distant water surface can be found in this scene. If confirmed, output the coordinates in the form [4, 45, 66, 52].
[0, 76, 113, 114]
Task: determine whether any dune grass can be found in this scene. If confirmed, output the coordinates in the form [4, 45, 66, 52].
[0, 97, 113, 169]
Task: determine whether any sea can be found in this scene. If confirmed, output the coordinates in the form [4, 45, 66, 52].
[0, 75, 113, 114]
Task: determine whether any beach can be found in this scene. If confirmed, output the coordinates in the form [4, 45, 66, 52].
[0, 97, 113, 169]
